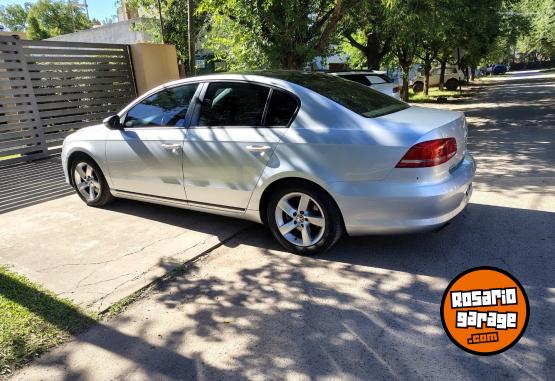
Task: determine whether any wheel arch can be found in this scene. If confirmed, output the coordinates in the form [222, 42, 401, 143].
[66, 151, 103, 188]
[257, 176, 344, 228]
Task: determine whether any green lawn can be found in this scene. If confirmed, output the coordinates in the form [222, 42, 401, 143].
[0, 267, 96, 377]
[409, 88, 467, 103]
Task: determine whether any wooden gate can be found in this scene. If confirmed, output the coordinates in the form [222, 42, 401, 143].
[0, 35, 137, 166]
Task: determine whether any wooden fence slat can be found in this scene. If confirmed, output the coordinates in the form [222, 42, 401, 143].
[35, 89, 132, 103]
[33, 83, 132, 95]
[0, 79, 28, 88]
[37, 98, 129, 112]
[25, 56, 130, 64]
[28, 71, 132, 80]
[0, 130, 36, 141]
[21, 40, 128, 49]
[0, 104, 35, 114]
[32, 77, 132, 88]
[24, 47, 128, 56]
[39, 103, 126, 118]
[0, 87, 32, 97]
[0, 121, 37, 132]
[0, 113, 36, 123]
[44, 120, 102, 132]
[42, 111, 114, 126]
[0, 71, 27, 80]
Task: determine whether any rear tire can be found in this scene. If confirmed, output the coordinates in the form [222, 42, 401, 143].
[266, 183, 343, 255]
[445, 78, 459, 91]
[412, 82, 424, 93]
[70, 155, 114, 207]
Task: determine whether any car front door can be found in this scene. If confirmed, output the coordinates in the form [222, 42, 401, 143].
[183, 81, 298, 210]
[105, 83, 199, 200]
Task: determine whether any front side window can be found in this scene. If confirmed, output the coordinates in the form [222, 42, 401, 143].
[124, 83, 198, 128]
[198, 82, 270, 126]
[265, 89, 298, 126]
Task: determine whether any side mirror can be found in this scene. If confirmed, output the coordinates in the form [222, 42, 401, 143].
[103, 115, 123, 130]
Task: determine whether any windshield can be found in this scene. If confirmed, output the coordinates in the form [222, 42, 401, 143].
[267, 72, 409, 118]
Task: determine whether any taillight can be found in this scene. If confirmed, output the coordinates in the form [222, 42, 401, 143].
[395, 138, 457, 168]
[392, 86, 400, 93]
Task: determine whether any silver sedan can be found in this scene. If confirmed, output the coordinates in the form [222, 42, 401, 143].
[62, 72, 476, 254]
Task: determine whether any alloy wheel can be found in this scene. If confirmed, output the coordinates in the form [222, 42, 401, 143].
[73, 162, 101, 202]
[274, 192, 326, 247]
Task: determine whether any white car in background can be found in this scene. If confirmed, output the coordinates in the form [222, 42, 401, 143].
[412, 66, 465, 92]
[331, 71, 401, 99]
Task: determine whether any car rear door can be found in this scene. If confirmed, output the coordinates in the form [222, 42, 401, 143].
[105, 83, 199, 200]
[183, 81, 297, 210]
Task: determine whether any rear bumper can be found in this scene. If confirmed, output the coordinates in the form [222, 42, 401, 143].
[332, 153, 476, 236]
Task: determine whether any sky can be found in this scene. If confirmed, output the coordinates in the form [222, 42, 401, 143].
[0, 0, 119, 23]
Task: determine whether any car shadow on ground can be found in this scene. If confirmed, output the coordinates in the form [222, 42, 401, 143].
[146, 201, 553, 380]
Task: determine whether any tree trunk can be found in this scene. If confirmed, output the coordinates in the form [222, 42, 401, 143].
[365, 34, 381, 70]
[366, 49, 380, 70]
[470, 65, 476, 81]
[187, 0, 195, 76]
[281, 54, 303, 70]
[400, 65, 410, 102]
[423, 59, 432, 96]
[439, 59, 447, 90]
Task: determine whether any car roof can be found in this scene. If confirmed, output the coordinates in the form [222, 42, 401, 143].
[161, 70, 335, 90]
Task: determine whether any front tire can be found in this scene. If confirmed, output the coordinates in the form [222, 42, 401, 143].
[267, 184, 343, 255]
[70, 156, 114, 207]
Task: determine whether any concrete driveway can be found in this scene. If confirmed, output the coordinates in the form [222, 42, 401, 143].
[0, 193, 248, 311]
[6, 70, 555, 380]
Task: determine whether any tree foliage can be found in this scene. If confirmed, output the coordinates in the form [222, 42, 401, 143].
[515, 0, 555, 60]
[338, 0, 394, 70]
[0, 0, 92, 40]
[0, 3, 27, 32]
[198, 0, 352, 69]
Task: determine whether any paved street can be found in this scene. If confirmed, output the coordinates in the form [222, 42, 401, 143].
[12, 71, 555, 380]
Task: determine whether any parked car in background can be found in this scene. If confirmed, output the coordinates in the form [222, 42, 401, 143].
[492, 64, 508, 75]
[331, 71, 401, 99]
[62, 72, 475, 254]
[412, 66, 465, 92]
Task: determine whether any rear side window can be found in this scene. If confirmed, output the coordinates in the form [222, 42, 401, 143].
[199, 82, 270, 126]
[265, 90, 298, 126]
[339, 74, 370, 86]
[275, 73, 408, 118]
[124, 83, 198, 127]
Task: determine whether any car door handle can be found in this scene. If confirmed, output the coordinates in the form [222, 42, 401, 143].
[161, 143, 182, 151]
[245, 145, 272, 152]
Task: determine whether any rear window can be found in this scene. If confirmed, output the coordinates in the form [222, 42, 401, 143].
[337, 74, 371, 86]
[366, 75, 387, 84]
[275, 72, 408, 118]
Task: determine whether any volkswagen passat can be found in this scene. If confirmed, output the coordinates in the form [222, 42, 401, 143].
[62, 72, 475, 254]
